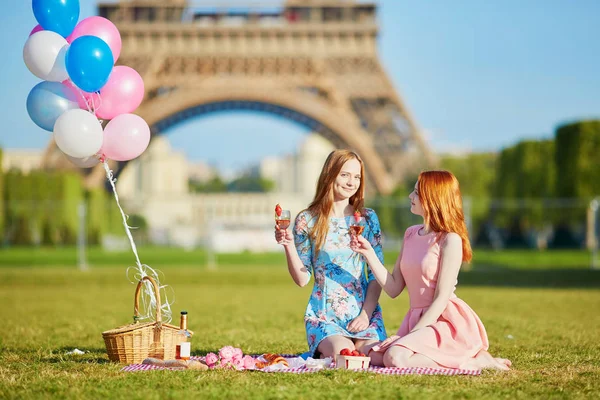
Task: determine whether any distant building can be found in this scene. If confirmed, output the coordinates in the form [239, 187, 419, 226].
[1, 149, 43, 173]
[117, 136, 189, 199]
[188, 161, 216, 183]
[2, 132, 337, 251]
[259, 133, 335, 197]
[118, 133, 335, 249]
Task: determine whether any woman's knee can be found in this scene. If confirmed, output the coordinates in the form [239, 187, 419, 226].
[383, 346, 411, 368]
[318, 336, 354, 357]
[354, 339, 377, 355]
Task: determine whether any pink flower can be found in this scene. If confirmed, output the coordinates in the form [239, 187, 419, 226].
[232, 347, 244, 359]
[232, 354, 242, 364]
[219, 346, 235, 360]
[243, 355, 256, 370]
[233, 355, 244, 370]
[205, 352, 218, 367]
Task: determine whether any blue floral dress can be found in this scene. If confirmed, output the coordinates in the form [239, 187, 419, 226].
[294, 208, 387, 356]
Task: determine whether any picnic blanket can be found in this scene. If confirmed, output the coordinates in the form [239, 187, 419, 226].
[121, 355, 481, 376]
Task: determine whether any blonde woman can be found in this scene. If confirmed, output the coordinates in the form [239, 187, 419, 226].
[275, 150, 386, 361]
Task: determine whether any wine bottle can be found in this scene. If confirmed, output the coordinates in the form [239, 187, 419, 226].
[175, 311, 191, 360]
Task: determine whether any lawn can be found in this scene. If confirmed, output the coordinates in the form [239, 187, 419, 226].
[0, 248, 599, 399]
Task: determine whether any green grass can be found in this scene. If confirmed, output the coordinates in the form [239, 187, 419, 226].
[0, 249, 599, 399]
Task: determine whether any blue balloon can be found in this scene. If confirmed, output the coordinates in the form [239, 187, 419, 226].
[32, 0, 80, 38]
[66, 35, 114, 93]
[26, 81, 80, 132]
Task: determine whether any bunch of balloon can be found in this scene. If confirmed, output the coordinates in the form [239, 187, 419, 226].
[23, 0, 174, 324]
[23, 0, 151, 168]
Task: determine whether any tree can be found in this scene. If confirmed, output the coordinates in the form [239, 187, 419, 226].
[441, 152, 497, 237]
[128, 214, 148, 244]
[189, 176, 227, 193]
[4, 170, 33, 245]
[551, 120, 600, 248]
[441, 152, 497, 199]
[227, 176, 275, 193]
[493, 139, 557, 248]
[555, 120, 600, 198]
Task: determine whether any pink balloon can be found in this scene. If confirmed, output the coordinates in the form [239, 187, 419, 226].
[96, 66, 145, 120]
[29, 24, 44, 36]
[62, 80, 100, 110]
[68, 16, 122, 62]
[100, 114, 150, 162]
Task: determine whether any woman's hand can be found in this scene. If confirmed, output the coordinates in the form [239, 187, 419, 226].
[349, 235, 374, 255]
[347, 310, 370, 333]
[275, 226, 293, 247]
[372, 335, 400, 352]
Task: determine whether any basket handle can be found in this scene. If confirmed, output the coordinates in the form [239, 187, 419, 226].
[133, 276, 162, 323]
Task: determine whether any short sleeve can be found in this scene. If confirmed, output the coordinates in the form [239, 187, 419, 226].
[293, 210, 313, 279]
[364, 209, 384, 283]
[398, 225, 416, 264]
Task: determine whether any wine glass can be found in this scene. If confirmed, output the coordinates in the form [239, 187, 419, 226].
[275, 210, 291, 231]
[349, 216, 365, 237]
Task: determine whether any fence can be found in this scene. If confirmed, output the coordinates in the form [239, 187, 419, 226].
[370, 197, 600, 251]
[2, 196, 599, 268]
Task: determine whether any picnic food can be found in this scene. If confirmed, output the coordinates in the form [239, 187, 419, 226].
[340, 348, 365, 357]
[353, 211, 361, 223]
[255, 353, 289, 369]
[275, 204, 282, 217]
[336, 348, 370, 369]
[142, 358, 208, 370]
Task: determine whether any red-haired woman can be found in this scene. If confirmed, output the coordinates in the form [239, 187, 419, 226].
[275, 150, 387, 361]
[351, 170, 511, 370]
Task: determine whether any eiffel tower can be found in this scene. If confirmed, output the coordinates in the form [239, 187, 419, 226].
[42, 0, 435, 195]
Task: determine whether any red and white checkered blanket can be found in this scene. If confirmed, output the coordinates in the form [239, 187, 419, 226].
[121, 355, 481, 376]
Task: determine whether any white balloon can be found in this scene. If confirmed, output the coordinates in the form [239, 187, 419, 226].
[65, 154, 100, 168]
[54, 109, 103, 158]
[23, 31, 69, 82]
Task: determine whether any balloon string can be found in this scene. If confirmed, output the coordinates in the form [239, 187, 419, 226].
[72, 85, 103, 117]
[90, 93, 96, 114]
[102, 161, 173, 324]
[73, 86, 94, 115]
[94, 92, 103, 114]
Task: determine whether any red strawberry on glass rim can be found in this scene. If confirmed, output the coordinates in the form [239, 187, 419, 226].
[275, 204, 282, 217]
[353, 210, 361, 223]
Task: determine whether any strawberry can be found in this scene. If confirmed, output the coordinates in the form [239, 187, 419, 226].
[275, 204, 282, 217]
[340, 348, 352, 356]
[359, 353, 366, 357]
[351, 350, 360, 356]
[353, 210, 361, 223]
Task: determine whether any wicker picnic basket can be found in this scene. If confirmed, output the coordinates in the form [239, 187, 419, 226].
[102, 276, 192, 364]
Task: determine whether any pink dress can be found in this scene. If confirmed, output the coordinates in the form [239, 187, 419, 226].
[391, 225, 489, 368]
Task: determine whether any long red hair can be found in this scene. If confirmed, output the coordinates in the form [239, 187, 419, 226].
[418, 170, 472, 263]
[306, 150, 365, 256]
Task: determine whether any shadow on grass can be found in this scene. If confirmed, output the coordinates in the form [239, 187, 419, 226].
[461, 265, 600, 288]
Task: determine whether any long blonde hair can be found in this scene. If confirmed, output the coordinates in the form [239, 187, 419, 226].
[306, 150, 365, 255]
[418, 170, 472, 262]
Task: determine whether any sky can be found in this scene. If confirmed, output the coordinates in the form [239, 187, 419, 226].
[1, 0, 599, 174]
